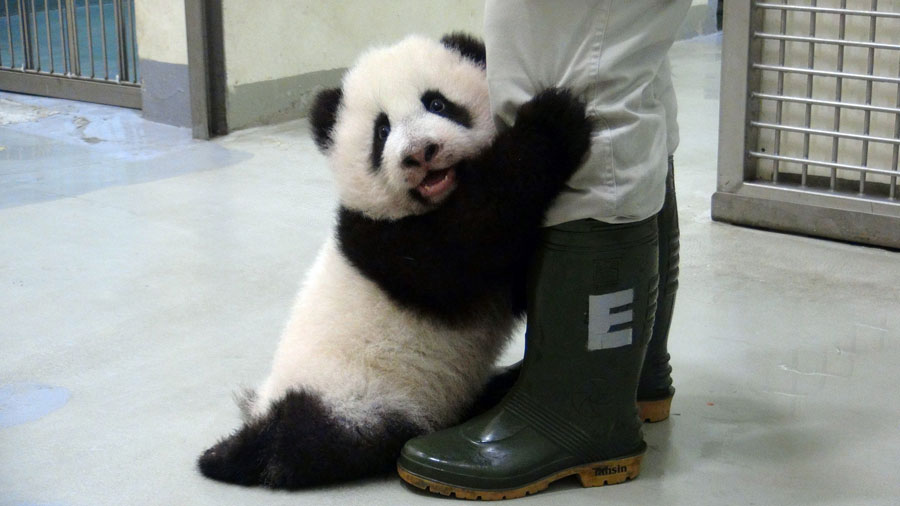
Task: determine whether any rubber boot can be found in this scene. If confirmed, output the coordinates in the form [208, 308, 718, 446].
[467, 158, 681, 425]
[637, 156, 679, 422]
[398, 217, 659, 500]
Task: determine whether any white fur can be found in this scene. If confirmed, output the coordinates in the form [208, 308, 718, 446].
[250, 36, 511, 430]
[253, 238, 514, 430]
[329, 35, 495, 220]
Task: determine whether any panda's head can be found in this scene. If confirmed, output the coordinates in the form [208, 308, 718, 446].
[309, 33, 492, 220]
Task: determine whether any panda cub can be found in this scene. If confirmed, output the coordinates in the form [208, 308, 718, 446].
[198, 33, 592, 489]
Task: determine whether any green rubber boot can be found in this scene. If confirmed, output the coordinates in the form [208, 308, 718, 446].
[398, 217, 659, 500]
[466, 159, 681, 425]
[637, 156, 679, 422]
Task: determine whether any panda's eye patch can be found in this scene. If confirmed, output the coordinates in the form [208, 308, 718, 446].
[421, 90, 471, 128]
[371, 112, 390, 171]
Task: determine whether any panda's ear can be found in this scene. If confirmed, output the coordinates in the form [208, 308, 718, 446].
[440, 32, 486, 68]
[309, 87, 343, 153]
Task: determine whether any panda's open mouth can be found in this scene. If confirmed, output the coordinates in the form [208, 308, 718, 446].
[415, 166, 457, 200]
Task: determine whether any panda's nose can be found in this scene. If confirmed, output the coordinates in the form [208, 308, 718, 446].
[402, 143, 440, 168]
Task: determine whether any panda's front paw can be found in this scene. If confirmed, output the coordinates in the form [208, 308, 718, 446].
[515, 88, 593, 169]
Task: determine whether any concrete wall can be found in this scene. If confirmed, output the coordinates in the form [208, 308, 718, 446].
[134, 0, 192, 128]
[130, 0, 707, 132]
[135, 0, 188, 65]
[221, 0, 485, 131]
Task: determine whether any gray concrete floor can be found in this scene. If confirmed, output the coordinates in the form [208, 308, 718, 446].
[2, 34, 899, 506]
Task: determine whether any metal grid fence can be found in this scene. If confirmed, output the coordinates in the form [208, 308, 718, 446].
[0, 0, 140, 108]
[714, 0, 900, 249]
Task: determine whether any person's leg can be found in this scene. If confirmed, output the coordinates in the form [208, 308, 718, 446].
[468, 159, 680, 424]
[399, 218, 659, 498]
[637, 156, 679, 422]
[637, 56, 681, 421]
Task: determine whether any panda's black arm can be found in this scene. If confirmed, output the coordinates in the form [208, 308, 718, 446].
[337, 206, 512, 322]
[450, 88, 594, 245]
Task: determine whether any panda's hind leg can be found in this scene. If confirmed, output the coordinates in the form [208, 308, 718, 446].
[198, 389, 423, 489]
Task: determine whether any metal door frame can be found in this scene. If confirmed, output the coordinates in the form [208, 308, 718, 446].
[184, 0, 227, 139]
[0, 0, 140, 109]
[712, 1, 900, 249]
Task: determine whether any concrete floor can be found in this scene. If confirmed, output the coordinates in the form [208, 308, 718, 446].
[2, 34, 899, 506]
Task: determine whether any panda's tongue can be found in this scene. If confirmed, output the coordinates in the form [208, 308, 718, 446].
[417, 167, 455, 198]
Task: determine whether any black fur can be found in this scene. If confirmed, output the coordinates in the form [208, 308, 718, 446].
[371, 112, 390, 171]
[198, 389, 423, 489]
[440, 32, 486, 68]
[421, 90, 472, 128]
[338, 89, 593, 324]
[309, 87, 343, 152]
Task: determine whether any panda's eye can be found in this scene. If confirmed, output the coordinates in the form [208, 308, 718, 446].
[428, 98, 446, 113]
[421, 90, 472, 128]
[378, 124, 391, 140]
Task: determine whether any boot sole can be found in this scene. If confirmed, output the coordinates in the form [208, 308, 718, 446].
[398, 453, 643, 501]
[637, 395, 673, 423]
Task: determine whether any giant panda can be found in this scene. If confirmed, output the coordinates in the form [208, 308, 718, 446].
[197, 33, 592, 489]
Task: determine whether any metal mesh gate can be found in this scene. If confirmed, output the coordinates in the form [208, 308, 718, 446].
[0, 0, 139, 108]
[714, 1, 900, 249]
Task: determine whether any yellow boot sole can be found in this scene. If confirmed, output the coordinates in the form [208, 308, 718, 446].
[637, 395, 673, 423]
[398, 453, 643, 501]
